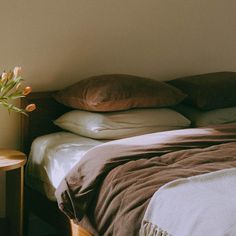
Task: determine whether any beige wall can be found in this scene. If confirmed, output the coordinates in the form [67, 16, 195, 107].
[0, 0, 236, 90]
[0, 0, 236, 216]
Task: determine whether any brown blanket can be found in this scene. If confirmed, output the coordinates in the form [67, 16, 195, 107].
[55, 124, 236, 236]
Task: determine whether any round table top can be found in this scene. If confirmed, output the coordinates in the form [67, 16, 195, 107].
[0, 149, 26, 171]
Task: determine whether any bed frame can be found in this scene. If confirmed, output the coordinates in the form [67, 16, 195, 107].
[21, 91, 92, 236]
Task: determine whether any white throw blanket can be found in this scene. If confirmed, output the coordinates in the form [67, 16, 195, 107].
[140, 168, 236, 236]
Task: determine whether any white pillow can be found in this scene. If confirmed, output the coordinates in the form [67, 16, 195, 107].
[175, 105, 236, 127]
[54, 108, 190, 139]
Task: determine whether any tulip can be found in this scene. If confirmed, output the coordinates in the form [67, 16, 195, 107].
[13, 66, 22, 77]
[23, 86, 32, 96]
[25, 103, 36, 112]
[1, 72, 8, 83]
[7, 71, 14, 80]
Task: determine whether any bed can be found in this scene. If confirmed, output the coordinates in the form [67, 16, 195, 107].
[22, 72, 236, 236]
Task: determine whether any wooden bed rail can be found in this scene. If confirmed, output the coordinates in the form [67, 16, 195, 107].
[70, 220, 92, 236]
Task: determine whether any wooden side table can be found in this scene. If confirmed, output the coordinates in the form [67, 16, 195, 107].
[0, 149, 26, 236]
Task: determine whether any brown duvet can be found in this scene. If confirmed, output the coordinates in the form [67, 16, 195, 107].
[55, 124, 236, 236]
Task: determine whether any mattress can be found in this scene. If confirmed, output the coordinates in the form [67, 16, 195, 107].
[25, 132, 106, 201]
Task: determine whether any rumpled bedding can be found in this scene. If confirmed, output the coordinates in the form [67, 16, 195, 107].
[55, 124, 236, 236]
[26, 132, 105, 200]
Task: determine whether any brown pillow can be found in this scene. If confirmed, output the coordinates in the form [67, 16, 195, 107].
[168, 72, 236, 110]
[53, 74, 186, 112]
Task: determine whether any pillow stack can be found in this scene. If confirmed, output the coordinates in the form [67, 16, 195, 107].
[53, 74, 190, 139]
[168, 72, 236, 127]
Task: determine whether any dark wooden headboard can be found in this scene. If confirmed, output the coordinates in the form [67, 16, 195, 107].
[21, 91, 72, 154]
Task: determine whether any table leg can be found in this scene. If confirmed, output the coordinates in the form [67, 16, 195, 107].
[6, 167, 24, 236]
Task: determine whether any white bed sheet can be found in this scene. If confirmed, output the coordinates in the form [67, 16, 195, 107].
[26, 132, 106, 201]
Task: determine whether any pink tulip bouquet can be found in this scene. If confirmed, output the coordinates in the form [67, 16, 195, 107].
[0, 66, 36, 115]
